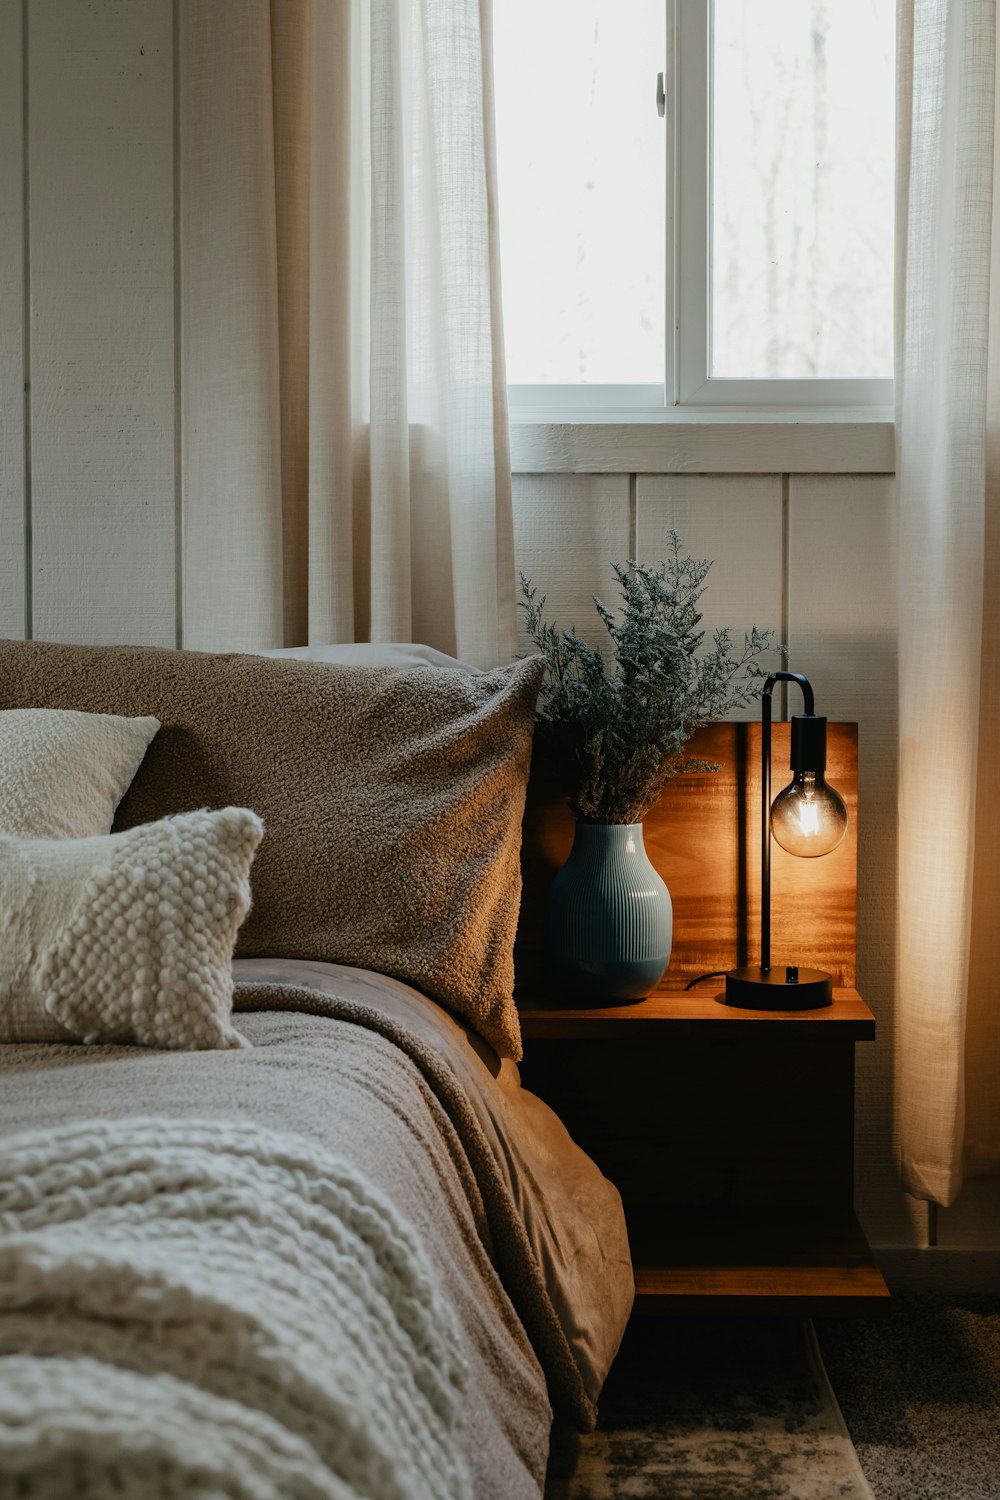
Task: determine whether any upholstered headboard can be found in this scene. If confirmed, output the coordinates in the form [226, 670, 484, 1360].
[514, 721, 858, 1001]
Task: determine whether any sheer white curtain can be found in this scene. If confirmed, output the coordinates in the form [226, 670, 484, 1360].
[896, 0, 1000, 1204]
[178, 0, 516, 669]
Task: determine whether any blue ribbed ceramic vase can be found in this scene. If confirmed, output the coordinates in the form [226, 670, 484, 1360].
[545, 822, 672, 1001]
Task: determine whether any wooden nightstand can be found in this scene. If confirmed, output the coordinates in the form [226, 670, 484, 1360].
[519, 983, 889, 1316]
[515, 720, 888, 1314]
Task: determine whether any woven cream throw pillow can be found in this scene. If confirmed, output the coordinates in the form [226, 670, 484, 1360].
[0, 707, 159, 838]
[0, 807, 263, 1049]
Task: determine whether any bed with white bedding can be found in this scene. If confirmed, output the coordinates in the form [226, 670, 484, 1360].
[0, 641, 633, 1499]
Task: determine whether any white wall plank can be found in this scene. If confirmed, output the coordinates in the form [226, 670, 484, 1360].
[0, 2, 25, 639]
[28, 0, 175, 645]
[636, 475, 785, 688]
[786, 475, 915, 1245]
[513, 474, 631, 655]
[786, 475, 897, 995]
[510, 419, 894, 475]
[938, 1179, 1000, 1250]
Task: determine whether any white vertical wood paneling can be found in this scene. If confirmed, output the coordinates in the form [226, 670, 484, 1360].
[636, 475, 785, 683]
[0, 2, 25, 639]
[28, 0, 175, 645]
[513, 474, 631, 654]
[938, 1179, 1000, 1248]
[788, 475, 922, 1247]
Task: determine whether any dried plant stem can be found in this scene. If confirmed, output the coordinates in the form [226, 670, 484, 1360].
[520, 531, 780, 824]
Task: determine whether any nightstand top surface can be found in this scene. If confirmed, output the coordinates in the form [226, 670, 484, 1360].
[518, 985, 874, 1039]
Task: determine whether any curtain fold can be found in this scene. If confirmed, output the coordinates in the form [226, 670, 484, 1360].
[895, 0, 1000, 1204]
[179, 0, 516, 669]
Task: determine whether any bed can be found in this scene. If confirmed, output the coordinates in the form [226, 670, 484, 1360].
[0, 640, 633, 1500]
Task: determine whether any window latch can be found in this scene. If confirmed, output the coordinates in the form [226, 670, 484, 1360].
[656, 71, 666, 118]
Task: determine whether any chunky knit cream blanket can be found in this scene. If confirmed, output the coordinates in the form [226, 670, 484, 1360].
[0, 1117, 471, 1499]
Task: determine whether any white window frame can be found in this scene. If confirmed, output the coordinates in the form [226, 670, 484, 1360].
[505, 0, 894, 421]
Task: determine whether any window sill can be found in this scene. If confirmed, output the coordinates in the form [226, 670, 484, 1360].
[508, 409, 895, 476]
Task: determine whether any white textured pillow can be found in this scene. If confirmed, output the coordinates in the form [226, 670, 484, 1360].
[0, 807, 263, 1050]
[0, 707, 160, 838]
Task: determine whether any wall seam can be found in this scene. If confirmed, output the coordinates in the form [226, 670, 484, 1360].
[780, 471, 790, 719]
[172, 0, 183, 649]
[20, 0, 31, 641]
[628, 472, 638, 556]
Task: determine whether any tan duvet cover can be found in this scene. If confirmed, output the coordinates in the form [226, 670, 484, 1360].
[0, 959, 633, 1498]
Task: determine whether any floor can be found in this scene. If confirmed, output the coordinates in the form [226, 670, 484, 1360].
[548, 1314, 873, 1500]
[555, 1295, 1000, 1500]
[816, 1294, 1000, 1500]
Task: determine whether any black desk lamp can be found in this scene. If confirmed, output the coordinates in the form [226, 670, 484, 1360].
[725, 671, 848, 1009]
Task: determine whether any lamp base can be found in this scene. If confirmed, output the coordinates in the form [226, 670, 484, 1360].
[724, 965, 833, 1010]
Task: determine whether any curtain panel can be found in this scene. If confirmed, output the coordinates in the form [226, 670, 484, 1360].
[179, 0, 516, 669]
[895, 0, 1000, 1204]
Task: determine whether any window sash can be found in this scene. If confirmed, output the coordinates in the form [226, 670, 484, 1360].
[674, 0, 892, 410]
[504, 0, 893, 415]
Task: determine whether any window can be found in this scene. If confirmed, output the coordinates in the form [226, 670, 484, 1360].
[494, 0, 895, 413]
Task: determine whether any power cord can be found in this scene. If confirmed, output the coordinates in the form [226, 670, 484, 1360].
[683, 970, 728, 991]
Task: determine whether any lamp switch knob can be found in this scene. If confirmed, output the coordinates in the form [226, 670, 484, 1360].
[785, 966, 799, 984]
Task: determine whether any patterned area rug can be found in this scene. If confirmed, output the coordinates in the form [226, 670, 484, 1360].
[547, 1316, 874, 1500]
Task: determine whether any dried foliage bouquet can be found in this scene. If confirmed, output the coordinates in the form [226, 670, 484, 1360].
[520, 532, 778, 824]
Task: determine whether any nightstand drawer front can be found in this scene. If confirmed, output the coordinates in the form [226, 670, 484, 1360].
[522, 1036, 857, 1215]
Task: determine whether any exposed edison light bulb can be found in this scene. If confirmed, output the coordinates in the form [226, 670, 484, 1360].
[770, 771, 848, 858]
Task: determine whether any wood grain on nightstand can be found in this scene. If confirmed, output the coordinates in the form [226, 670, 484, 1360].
[515, 721, 859, 999]
[519, 985, 875, 1039]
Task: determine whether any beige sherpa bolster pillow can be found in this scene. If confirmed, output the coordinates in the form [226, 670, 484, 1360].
[0, 641, 542, 1060]
[0, 807, 263, 1050]
[0, 707, 159, 838]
